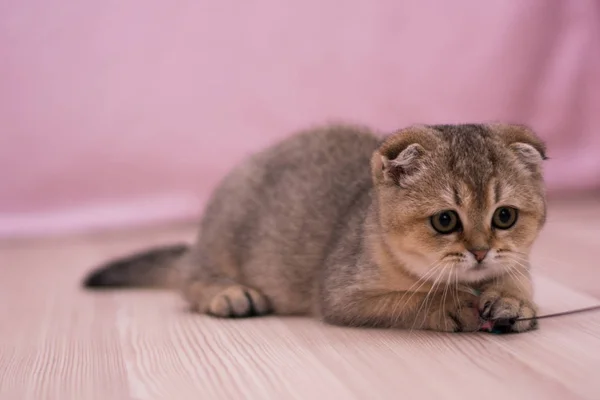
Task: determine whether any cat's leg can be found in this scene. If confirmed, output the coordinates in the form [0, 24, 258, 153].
[182, 280, 272, 318]
[177, 245, 273, 318]
[478, 270, 538, 332]
[320, 289, 482, 332]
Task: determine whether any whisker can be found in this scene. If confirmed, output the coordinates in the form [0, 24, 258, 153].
[452, 268, 460, 313]
[504, 262, 529, 291]
[504, 255, 532, 274]
[441, 271, 452, 331]
[504, 266, 521, 288]
[411, 264, 447, 331]
[507, 250, 567, 270]
[391, 261, 444, 326]
[509, 267, 531, 291]
[400, 266, 445, 330]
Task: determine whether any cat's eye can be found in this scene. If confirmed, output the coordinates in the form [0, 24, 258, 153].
[492, 207, 518, 230]
[430, 210, 461, 234]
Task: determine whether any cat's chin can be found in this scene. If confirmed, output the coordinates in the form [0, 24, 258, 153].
[459, 263, 504, 283]
[460, 269, 496, 283]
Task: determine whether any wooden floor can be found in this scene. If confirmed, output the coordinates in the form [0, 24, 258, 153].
[1, 199, 600, 400]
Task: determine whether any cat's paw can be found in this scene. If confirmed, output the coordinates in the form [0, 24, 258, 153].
[478, 289, 538, 333]
[207, 285, 272, 318]
[426, 292, 482, 332]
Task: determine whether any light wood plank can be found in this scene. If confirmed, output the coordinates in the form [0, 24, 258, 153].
[0, 243, 131, 400]
[532, 199, 600, 298]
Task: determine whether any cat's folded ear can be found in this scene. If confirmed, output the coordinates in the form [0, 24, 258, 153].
[371, 126, 440, 186]
[488, 124, 548, 173]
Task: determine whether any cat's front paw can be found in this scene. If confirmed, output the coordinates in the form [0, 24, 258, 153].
[478, 289, 538, 333]
[426, 292, 482, 333]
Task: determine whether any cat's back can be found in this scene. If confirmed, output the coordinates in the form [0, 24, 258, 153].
[255, 124, 380, 179]
[247, 124, 380, 213]
[208, 124, 380, 209]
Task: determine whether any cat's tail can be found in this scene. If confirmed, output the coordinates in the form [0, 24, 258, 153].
[82, 243, 190, 290]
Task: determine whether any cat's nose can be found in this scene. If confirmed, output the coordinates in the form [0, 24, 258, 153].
[468, 248, 489, 263]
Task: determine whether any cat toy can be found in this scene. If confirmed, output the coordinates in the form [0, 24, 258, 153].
[480, 304, 600, 334]
[461, 288, 600, 334]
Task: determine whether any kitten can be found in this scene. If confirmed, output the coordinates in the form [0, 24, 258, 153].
[83, 123, 547, 333]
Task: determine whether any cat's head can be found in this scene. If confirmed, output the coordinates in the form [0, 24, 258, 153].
[371, 123, 547, 284]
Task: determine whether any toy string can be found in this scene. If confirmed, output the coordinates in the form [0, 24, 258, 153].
[462, 288, 600, 322]
[515, 305, 600, 321]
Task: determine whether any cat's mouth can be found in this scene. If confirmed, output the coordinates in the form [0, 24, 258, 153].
[458, 260, 501, 283]
[470, 263, 487, 271]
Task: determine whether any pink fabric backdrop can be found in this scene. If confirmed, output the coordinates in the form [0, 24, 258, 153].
[1, 0, 599, 237]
